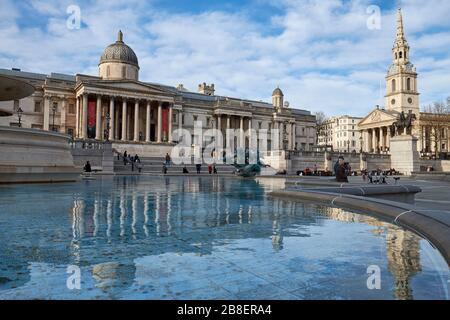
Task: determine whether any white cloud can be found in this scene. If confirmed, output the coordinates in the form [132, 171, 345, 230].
[0, 0, 450, 118]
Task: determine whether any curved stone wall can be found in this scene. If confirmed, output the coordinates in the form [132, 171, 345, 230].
[0, 126, 80, 183]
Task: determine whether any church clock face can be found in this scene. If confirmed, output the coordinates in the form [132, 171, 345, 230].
[391, 99, 396, 105]
[408, 97, 413, 104]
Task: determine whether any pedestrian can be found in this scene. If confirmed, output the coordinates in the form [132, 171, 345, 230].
[83, 161, 92, 173]
[162, 163, 167, 174]
[183, 166, 189, 174]
[196, 163, 201, 174]
[134, 154, 140, 163]
[165, 153, 171, 165]
[208, 165, 213, 174]
[335, 156, 349, 183]
[213, 165, 217, 174]
[123, 151, 128, 165]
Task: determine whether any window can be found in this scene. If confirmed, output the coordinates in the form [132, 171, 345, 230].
[258, 121, 262, 129]
[52, 102, 58, 112]
[68, 103, 75, 114]
[399, 51, 403, 59]
[67, 128, 74, 137]
[193, 115, 198, 122]
[407, 78, 411, 91]
[107, 66, 110, 77]
[206, 117, 210, 127]
[34, 101, 42, 113]
[182, 114, 185, 125]
[392, 79, 396, 92]
[122, 66, 126, 78]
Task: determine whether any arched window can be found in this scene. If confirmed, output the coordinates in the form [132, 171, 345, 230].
[407, 78, 411, 91]
[122, 66, 126, 78]
[106, 66, 110, 77]
[392, 79, 396, 92]
[399, 51, 403, 59]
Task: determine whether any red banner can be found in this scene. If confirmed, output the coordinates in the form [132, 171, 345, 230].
[88, 101, 96, 129]
[162, 108, 169, 140]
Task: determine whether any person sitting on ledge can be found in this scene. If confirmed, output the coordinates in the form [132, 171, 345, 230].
[162, 163, 168, 174]
[83, 161, 92, 173]
[335, 156, 349, 183]
[183, 166, 189, 174]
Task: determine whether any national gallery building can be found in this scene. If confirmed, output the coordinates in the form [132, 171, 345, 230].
[0, 31, 316, 155]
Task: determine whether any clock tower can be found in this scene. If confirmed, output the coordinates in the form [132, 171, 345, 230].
[385, 9, 420, 115]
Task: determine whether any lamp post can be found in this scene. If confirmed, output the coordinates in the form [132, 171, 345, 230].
[17, 107, 23, 127]
[51, 103, 57, 132]
[347, 140, 350, 153]
[105, 113, 111, 142]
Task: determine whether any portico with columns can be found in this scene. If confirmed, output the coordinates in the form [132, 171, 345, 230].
[74, 80, 178, 144]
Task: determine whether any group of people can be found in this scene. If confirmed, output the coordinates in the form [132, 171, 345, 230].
[121, 151, 142, 172]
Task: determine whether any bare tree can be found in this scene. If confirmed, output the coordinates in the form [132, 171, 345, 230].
[421, 98, 450, 157]
[314, 111, 329, 148]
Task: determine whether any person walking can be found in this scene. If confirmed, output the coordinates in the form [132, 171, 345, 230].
[165, 153, 171, 165]
[196, 163, 201, 174]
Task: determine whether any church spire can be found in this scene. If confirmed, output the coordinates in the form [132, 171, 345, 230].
[392, 8, 409, 65]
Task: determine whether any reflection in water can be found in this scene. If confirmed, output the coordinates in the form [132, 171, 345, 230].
[67, 177, 425, 299]
[321, 207, 422, 300]
[0, 176, 447, 300]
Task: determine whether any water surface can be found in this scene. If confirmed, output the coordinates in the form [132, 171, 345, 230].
[0, 176, 448, 300]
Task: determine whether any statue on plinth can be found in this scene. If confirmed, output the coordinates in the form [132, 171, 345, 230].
[391, 110, 416, 136]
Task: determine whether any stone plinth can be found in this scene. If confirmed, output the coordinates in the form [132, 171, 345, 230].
[390, 135, 420, 176]
[0, 126, 80, 183]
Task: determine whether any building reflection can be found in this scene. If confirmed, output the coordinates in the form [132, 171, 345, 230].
[61, 176, 424, 299]
[320, 207, 422, 300]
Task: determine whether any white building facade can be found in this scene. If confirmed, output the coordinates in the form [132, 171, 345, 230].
[318, 115, 362, 153]
[0, 31, 316, 156]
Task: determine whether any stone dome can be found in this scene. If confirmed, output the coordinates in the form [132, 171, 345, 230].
[272, 86, 283, 96]
[99, 31, 139, 68]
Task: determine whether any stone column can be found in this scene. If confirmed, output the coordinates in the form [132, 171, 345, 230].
[372, 128, 377, 153]
[109, 96, 115, 140]
[168, 104, 173, 143]
[157, 102, 162, 143]
[134, 100, 140, 142]
[274, 121, 279, 151]
[240, 116, 244, 148]
[43, 95, 50, 131]
[146, 101, 151, 142]
[114, 105, 119, 140]
[75, 96, 80, 138]
[121, 98, 127, 141]
[386, 129, 391, 153]
[292, 123, 296, 149]
[82, 94, 88, 139]
[178, 110, 183, 132]
[60, 98, 66, 134]
[95, 95, 102, 140]
[380, 127, 385, 153]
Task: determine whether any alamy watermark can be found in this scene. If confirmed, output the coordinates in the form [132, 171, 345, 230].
[366, 265, 381, 290]
[66, 265, 81, 290]
[66, 5, 81, 30]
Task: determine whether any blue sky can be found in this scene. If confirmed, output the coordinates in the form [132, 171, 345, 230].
[1, 0, 450, 117]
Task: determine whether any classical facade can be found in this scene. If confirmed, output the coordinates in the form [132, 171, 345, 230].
[0, 31, 316, 155]
[358, 9, 450, 157]
[317, 115, 363, 153]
